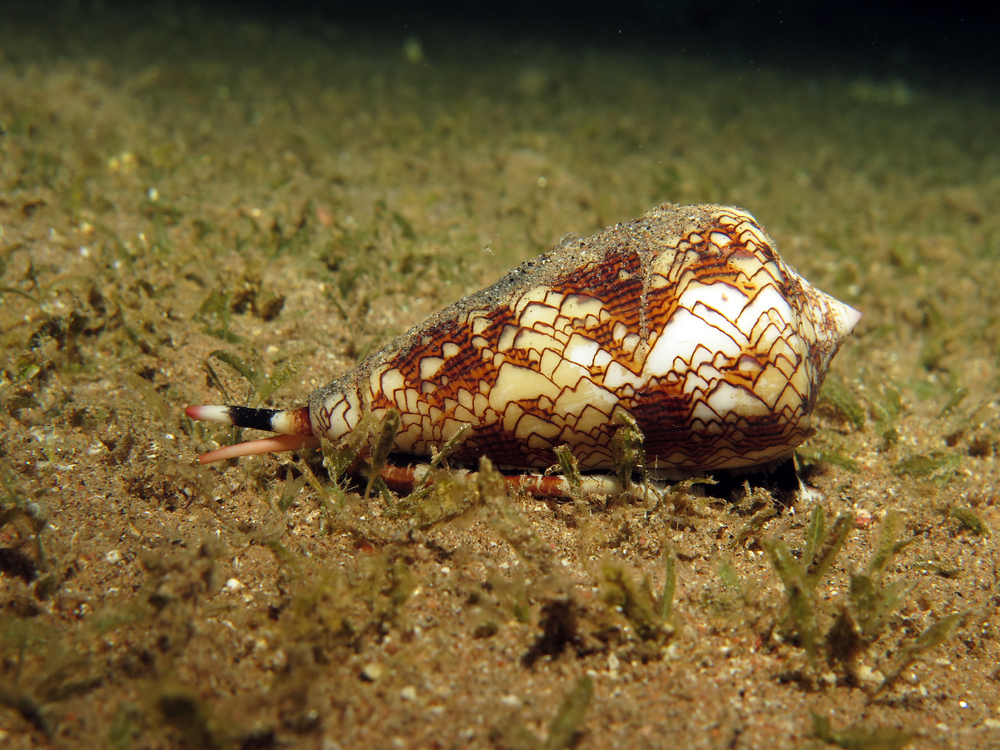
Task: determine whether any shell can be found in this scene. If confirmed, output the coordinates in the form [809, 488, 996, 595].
[187, 203, 860, 475]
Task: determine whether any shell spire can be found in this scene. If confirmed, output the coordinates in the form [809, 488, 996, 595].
[187, 203, 860, 476]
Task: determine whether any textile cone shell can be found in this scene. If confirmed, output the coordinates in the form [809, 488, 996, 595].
[307, 203, 861, 472]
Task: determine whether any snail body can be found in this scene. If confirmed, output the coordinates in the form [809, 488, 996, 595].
[187, 203, 860, 482]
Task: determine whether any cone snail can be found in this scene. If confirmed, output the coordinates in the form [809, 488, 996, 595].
[186, 203, 860, 494]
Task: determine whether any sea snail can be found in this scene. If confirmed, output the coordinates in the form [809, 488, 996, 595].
[186, 203, 860, 493]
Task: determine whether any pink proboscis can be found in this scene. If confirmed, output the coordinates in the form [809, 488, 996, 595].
[194, 434, 322, 464]
[184, 404, 319, 464]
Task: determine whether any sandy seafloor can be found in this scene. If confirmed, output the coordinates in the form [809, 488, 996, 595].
[1, 4, 999, 749]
